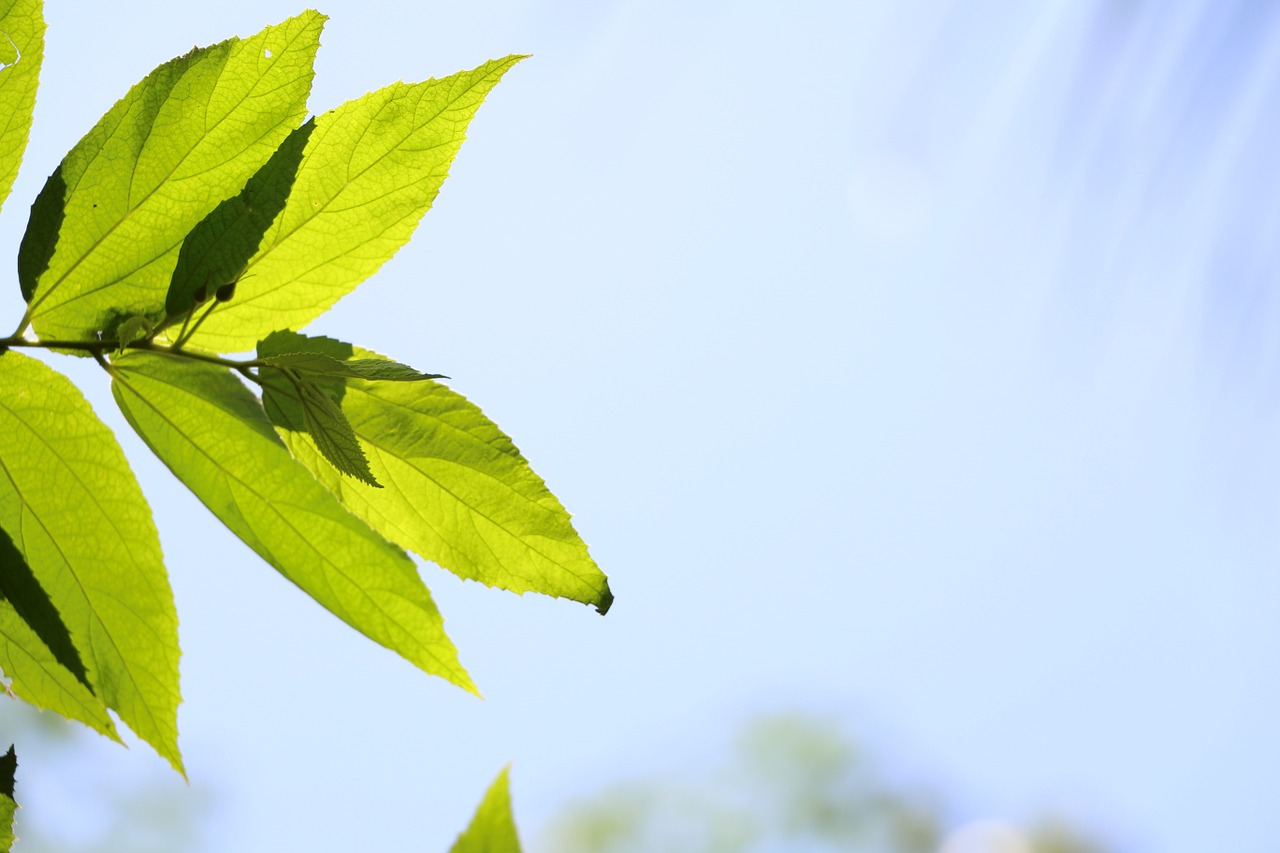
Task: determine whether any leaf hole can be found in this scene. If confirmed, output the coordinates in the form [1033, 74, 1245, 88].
[0, 34, 20, 71]
[264, 47, 273, 58]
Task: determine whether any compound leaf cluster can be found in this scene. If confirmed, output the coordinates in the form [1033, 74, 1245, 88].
[0, 9, 609, 834]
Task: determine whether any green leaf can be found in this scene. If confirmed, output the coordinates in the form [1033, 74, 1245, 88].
[273, 367, 380, 487]
[261, 352, 444, 382]
[0, 595, 120, 742]
[187, 55, 525, 352]
[164, 119, 315, 321]
[18, 11, 325, 340]
[0, 745, 14, 852]
[0, 525, 90, 690]
[258, 333, 613, 614]
[0, 0, 44, 216]
[0, 351, 180, 770]
[449, 766, 523, 853]
[110, 353, 476, 694]
[0, 515, 120, 742]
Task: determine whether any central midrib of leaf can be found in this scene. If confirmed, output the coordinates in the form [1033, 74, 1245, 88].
[0, 397, 169, 733]
[27, 25, 316, 326]
[113, 364, 463, 676]
[357, 429, 586, 584]
[227, 69, 504, 311]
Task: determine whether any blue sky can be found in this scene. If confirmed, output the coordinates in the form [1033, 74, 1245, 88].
[3, 1, 1280, 851]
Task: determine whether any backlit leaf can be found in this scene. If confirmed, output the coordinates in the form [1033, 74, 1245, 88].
[0, 525, 89, 690]
[19, 11, 324, 340]
[187, 55, 525, 352]
[0, 351, 180, 770]
[0, 592, 119, 741]
[449, 766, 523, 853]
[259, 333, 613, 614]
[164, 120, 315, 321]
[0, 0, 43, 217]
[110, 353, 476, 694]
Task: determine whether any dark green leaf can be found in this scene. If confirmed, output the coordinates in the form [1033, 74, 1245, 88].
[261, 351, 444, 382]
[0, 745, 14, 852]
[165, 120, 316, 320]
[282, 368, 380, 488]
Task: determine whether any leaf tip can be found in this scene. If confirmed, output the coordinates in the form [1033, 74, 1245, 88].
[594, 583, 614, 616]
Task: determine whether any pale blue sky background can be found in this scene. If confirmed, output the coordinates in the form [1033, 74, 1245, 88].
[2, 1, 1280, 851]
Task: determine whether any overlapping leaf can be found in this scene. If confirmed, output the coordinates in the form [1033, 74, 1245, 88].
[109, 353, 475, 693]
[0, 351, 180, 770]
[0, 0, 43, 216]
[18, 11, 324, 340]
[449, 766, 523, 853]
[283, 368, 378, 487]
[164, 119, 315, 321]
[258, 333, 612, 613]
[0, 597, 118, 741]
[0, 526, 121, 739]
[261, 351, 443, 382]
[186, 55, 525, 352]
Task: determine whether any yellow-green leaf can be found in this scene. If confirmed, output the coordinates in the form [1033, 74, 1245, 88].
[0, 524, 121, 740]
[188, 55, 525, 352]
[258, 333, 612, 613]
[0, 0, 43, 216]
[0, 597, 119, 742]
[449, 766, 523, 853]
[109, 353, 476, 694]
[0, 351, 180, 770]
[164, 119, 315, 321]
[19, 11, 325, 340]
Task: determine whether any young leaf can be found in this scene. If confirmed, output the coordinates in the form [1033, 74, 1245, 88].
[110, 353, 476, 694]
[18, 11, 325, 340]
[261, 352, 444, 382]
[258, 333, 613, 614]
[0, 351, 181, 771]
[449, 766, 523, 853]
[114, 315, 155, 353]
[272, 367, 380, 487]
[0, 0, 44, 216]
[186, 55, 525, 352]
[0, 745, 14, 852]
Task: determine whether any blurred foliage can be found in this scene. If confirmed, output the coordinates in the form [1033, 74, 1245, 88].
[540, 715, 1110, 853]
[0, 698, 212, 853]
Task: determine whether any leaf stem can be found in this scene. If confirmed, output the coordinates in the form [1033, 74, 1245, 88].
[0, 334, 264, 373]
